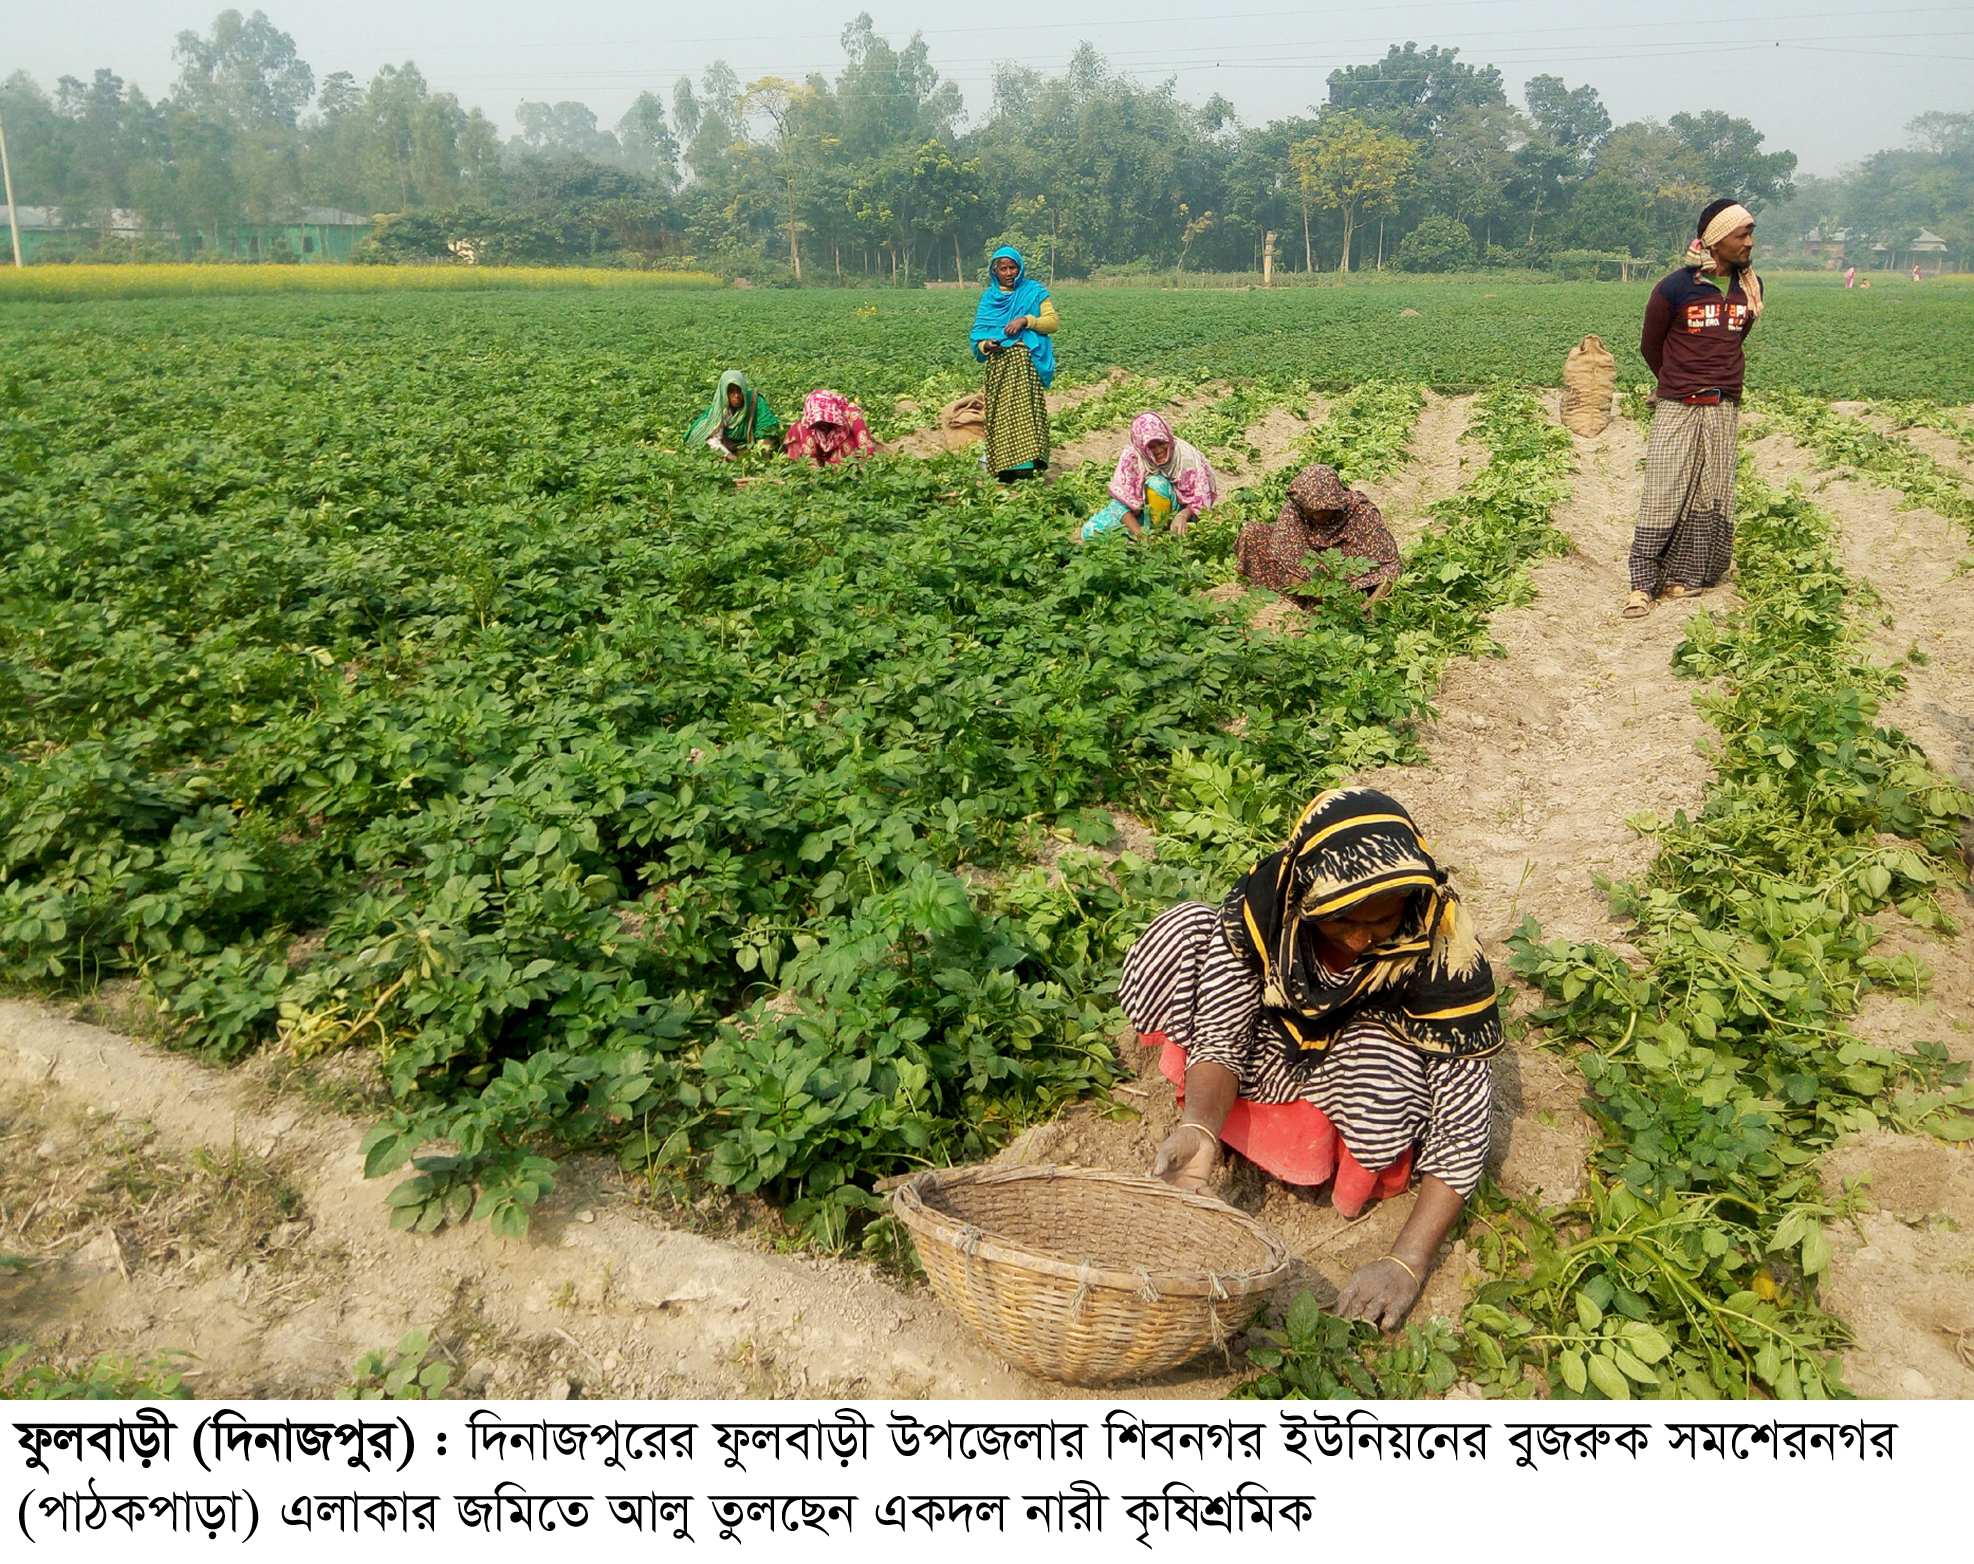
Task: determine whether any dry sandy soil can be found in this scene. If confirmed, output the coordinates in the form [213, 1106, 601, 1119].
[1046, 383, 1231, 478]
[1832, 400, 1974, 488]
[1741, 421, 1974, 1397]
[1359, 391, 1478, 546]
[7, 395, 1974, 1401]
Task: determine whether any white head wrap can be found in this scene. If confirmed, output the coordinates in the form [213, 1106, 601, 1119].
[1683, 203, 1763, 317]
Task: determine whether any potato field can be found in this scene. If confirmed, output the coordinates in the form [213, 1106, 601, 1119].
[5, 273, 1974, 1400]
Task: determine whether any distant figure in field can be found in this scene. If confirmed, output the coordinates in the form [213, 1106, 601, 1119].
[1845, 265, 1856, 288]
[687, 370, 780, 459]
[970, 246, 1058, 482]
[1623, 198, 1763, 621]
[1235, 463, 1400, 604]
[1081, 412, 1220, 539]
[783, 389, 874, 467]
[1913, 264, 1923, 283]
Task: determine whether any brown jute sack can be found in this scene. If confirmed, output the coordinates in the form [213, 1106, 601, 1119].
[939, 391, 987, 452]
[1561, 333, 1616, 436]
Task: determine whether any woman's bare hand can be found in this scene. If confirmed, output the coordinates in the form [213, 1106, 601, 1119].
[1151, 1125, 1218, 1193]
[1336, 1256, 1423, 1332]
[1003, 316, 1027, 337]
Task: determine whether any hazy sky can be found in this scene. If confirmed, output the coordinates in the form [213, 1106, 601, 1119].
[8, 0, 1974, 175]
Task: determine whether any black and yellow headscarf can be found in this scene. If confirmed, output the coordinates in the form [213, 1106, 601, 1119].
[1219, 787, 1501, 1060]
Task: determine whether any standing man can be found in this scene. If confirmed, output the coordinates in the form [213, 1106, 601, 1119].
[1622, 199, 1763, 620]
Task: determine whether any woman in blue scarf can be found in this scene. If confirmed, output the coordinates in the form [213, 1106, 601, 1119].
[970, 246, 1059, 482]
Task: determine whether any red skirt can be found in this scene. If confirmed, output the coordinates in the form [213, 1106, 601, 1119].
[1142, 1030, 1413, 1218]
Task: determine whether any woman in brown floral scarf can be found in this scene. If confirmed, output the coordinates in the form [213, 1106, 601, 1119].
[1236, 464, 1400, 603]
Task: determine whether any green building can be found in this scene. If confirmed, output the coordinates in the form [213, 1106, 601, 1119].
[4, 205, 146, 262]
[192, 208, 374, 262]
[4, 204, 372, 263]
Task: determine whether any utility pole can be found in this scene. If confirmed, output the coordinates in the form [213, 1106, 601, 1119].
[1263, 231, 1276, 288]
[0, 110, 22, 268]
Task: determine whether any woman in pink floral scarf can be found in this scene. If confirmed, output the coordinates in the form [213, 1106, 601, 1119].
[1081, 411, 1220, 540]
[784, 389, 875, 467]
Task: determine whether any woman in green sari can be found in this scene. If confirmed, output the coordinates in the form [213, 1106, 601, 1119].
[970, 247, 1058, 482]
[687, 370, 781, 458]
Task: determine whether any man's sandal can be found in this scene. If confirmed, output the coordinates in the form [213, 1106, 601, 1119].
[1662, 583, 1695, 600]
[1621, 590, 1652, 620]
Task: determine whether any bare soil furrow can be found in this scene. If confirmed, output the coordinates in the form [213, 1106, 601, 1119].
[1749, 427, 1974, 1400]
[0, 1003, 1058, 1400]
[1832, 402, 1974, 488]
[1213, 397, 1329, 494]
[1350, 405, 1714, 1199]
[1045, 375, 1125, 415]
[1047, 384, 1222, 476]
[1379, 401, 1713, 949]
[1357, 391, 1475, 546]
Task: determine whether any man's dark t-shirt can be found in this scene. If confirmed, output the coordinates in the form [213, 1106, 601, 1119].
[1640, 266, 1758, 401]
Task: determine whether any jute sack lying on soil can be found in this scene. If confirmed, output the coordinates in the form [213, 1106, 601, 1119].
[940, 391, 987, 452]
[1561, 333, 1616, 436]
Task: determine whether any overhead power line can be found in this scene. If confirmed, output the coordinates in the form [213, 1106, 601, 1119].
[399, 0, 1974, 56]
[439, 32, 1974, 92]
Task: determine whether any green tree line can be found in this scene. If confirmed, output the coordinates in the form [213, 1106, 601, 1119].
[1769, 112, 1974, 272]
[2, 10, 1965, 275]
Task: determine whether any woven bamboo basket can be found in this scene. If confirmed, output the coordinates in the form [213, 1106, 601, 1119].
[889, 1164, 1294, 1385]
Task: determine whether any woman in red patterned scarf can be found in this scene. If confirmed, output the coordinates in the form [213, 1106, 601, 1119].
[784, 389, 876, 467]
[1236, 463, 1400, 603]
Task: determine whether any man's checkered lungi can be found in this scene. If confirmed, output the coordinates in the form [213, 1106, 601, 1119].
[1629, 399, 1738, 595]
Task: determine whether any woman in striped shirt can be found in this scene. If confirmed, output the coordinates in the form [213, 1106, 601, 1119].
[1118, 787, 1500, 1330]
